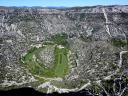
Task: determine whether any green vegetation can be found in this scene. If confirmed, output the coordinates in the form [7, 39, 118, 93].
[54, 46, 69, 77]
[21, 33, 70, 79]
[50, 33, 69, 48]
[111, 38, 128, 47]
[110, 63, 118, 70]
[22, 44, 69, 78]
[102, 79, 114, 94]
[88, 83, 101, 95]
[123, 52, 128, 58]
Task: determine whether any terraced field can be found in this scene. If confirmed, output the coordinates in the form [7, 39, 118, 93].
[54, 46, 69, 77]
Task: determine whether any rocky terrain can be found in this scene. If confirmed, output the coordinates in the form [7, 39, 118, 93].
[0, 5, 128, 95]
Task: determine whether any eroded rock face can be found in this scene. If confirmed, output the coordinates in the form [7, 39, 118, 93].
[0, 5, 128, 95]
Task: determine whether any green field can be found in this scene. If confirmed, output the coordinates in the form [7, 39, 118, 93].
[21, 44, 69, 78]
[54, 46, 69, 77]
